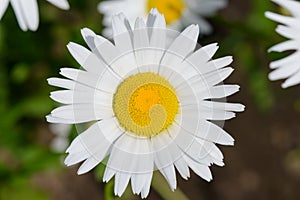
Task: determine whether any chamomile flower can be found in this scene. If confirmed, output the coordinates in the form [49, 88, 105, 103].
[98, 0, 227, 37]
[0, 0, 69, 31]
[265, 0, 300, 88]
[47, 9, 244, 198]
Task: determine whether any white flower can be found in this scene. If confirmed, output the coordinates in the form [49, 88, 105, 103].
[47, 9, 244, 198]
[98, 0, 227, 37]
[265, 0, 300, 88]
[0, 0, 70, 31]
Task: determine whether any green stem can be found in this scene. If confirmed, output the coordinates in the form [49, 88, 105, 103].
[152, 172, 189, 200]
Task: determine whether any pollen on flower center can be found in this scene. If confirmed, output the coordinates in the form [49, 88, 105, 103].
[113, 72, 179, 137]
[146, 0, 186, 25]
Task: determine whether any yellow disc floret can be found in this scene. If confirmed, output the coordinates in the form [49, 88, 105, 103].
[113, 73, 179, 137]
[147, 0, 186, 25]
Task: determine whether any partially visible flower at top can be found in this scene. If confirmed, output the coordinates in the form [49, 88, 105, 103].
[265, 0, 300, 88]
[0, 0, 70, 31]
[98, 0, 227, 37]
[47, 9, 244, 199]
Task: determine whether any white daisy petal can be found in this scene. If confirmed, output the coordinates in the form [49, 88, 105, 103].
[146, 8, 159, 28]
[94, 36, 136, 77]
[161, 24, 199, 66]
[140, 172, 153, 199]
[184, 155, 212, 182]
[269, 61, 300, 81]
[67, 42, 107, 74]
[50, 89, 112, 105]
[59, 68, 101, 89]
[272, 0, 300, 17]
[148, 14, 166, 66]
[66, 118, 123, 168]
[282, 70, 300, 88]
[2, 0, 69, 31]
[269, 52, 300, 69]
[67, 42, 90, 66]
[205, 56, 233, 71]
[202, 108, 236, 120]
[176, 67, 234, 93]
[266, 0, 300, 88]
[48, 104, 113, 124]
[148, 8, 166, 38]
[112, 13, 134, 52]
[184, 138, 222, 166]
[77, 157, 100, 175]
[107, 134, 154, 174]
[134, 17, 150, 67]
[103, 167, 117, 182]
[47, 77, 92, 91]
[199, 67, 234, 87]
[198, 43, 219, 61]
[59, 67, 121, 93]
[131, 173, 148, 195]
[48, 10, 243, 199]
[199, 85, 240, 99]
[202, 101, 245, 112]
[10, 0, 30, 31]
[265, 12, 295, 27]
[159, 24, 199, 78]
[0, 0, 9, 20]
[159, 165, 177, 191]
[168, 123, 195, 152]
[18, 0, 39, 31]
[275, 25, 298, 40]
[197, 120, 234, 145]
[114, 173, 131, 197]
[80, 29, 98, 50]
[268, 40, 299, 53]
[152, 131, 183, 171]
[46, 115, 75, 124]
[46, 0, 70, 10]
[174, 157, 190, 180]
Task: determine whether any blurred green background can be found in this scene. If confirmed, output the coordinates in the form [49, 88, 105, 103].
[0, 0, 300, 199]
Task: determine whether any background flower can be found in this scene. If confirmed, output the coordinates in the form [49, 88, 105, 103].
[98, 0, 227, 37]
[0, 0, 70, 31]
[49, 124, 71, 153]
[265, 0, 300, 88]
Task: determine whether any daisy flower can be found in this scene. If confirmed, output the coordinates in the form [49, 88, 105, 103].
[0, 0, 70, 31]
[47, 9, 244, 198]
[265, 0, 300, 88]
[98, 0, 227, 37]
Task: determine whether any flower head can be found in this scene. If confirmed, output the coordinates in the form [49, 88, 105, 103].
[265, 0, 300, 88]
[98, 0, 227, 36]
[47, 9, 244, 198]
[0, 0, 70, 31]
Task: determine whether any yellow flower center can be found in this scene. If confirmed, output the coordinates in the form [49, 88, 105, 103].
[147, 0, 186, 25]
[113, 72, 179, 137]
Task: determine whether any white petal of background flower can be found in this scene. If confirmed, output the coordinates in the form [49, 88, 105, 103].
[97, 0, 227, 37]
[47, 9, 244, 198]
[266, 0, 300, 88]
[46, 0, 70, 10]
[0, 0, 9, 20]
[0, 0, 69, 31]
